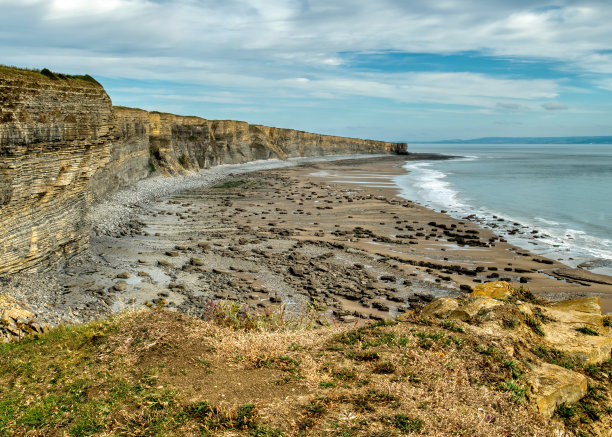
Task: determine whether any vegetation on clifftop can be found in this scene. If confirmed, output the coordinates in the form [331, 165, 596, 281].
[0, 65, 101, 86]
[0, 305, 569, 436]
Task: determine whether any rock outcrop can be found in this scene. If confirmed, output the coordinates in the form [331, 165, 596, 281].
[420, 281, 612, 420]
[0, 66, 405, 274]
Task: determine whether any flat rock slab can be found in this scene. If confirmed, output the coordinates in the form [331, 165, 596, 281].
[541, 297, 612, 365]
[527, 362, 587, 418]
[550, 296, 602, 314]
[0, 294, 35, 323]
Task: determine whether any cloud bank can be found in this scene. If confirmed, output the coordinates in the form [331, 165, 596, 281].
[0, 0, 611, 140]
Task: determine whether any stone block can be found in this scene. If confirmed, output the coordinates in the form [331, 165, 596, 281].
[421, 298, 459, 318]
[527, 362, 587, 417]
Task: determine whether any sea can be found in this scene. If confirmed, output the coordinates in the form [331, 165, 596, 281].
[394, 144, 612, 276]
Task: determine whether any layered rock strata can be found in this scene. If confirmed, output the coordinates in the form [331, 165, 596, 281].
[0, 67, 405, 274]
[0, 68, 113, 274]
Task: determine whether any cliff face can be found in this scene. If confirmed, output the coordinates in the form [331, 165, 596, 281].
[0, 66, 406, 274]
[144, 112, 405, 175]
[0, 68, 113, 274]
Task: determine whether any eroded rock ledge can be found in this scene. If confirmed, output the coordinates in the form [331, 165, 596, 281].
[421, 281, 612, 429]
[0, 67, 405, 274]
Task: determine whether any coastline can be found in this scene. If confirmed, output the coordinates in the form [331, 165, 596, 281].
[400, 144, 612, 277]
[3, 153, 612, 336]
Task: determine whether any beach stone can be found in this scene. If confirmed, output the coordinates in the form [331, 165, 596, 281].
[158, 260, 174, 268]
[289, 266, 304, 276]
[116, 272, 130, 279]
[113, 280, 128, 292]
[190, 257, 204, 266]
[527, 362, 587, 418]
[165, 250, 179, 257]
[471, 281, 513, 300]
[421, 298, 459, 318]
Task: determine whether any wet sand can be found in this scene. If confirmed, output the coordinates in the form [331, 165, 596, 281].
[51, 154, 611, 323]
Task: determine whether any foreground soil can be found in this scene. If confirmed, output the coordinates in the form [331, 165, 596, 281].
[0, 308, 566, 436]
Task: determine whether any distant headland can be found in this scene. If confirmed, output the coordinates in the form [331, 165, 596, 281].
[417, 136, 612, 144]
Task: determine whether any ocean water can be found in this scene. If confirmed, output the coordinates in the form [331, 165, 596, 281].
[394, 144, 612, 276]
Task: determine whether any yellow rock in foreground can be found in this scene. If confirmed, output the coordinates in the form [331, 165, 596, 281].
[550, 296, 602, 314]
[421, 297, 459, 318]
[449, 297, 502, 322]
[540, 297, 612, 365]
[0, 295, 35, 324]
[421, 283, 612, 419]
[470, 281, 513, 299]
[527, 362, 587, 417]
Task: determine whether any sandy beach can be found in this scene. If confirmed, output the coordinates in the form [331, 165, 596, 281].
[13, 154, 607, 329]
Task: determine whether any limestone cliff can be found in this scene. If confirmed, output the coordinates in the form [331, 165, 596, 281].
[0, 66, 405, 274]
[0, 67, 113, 274]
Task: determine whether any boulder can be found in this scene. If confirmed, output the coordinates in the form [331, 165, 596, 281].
[113, 280, 128, 292]
[289, 266, 304, 277]
[449, 297, 502, 322]
[470, 281, 513, 300]
[190, 257, 204, 266]
[0, 295, 35, 324]
[527, 362, 587, 417]
[421, 298, 459, 318]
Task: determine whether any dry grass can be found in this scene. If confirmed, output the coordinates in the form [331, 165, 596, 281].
[0, 308, 570, 436]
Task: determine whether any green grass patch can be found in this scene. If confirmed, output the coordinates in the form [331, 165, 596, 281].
[504, 360, 522, 380]
[439, 319, 465, 333]
[533, 345, 578, 370]
[523, 314, 545, 336]
[387, 414, 424, 433]
[500, 380, 526, 402]
[575, 326, 599, 336]
[212, 180, 246, 189]
[475, 344, 496, 356]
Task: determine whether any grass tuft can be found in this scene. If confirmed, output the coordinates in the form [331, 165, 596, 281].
[202, 299, 322, 332]
[212, 180, 246, 189]
[575, 326, 599, 336]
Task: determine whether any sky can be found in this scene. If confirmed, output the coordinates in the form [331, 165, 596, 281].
[1, 0, 612, 141]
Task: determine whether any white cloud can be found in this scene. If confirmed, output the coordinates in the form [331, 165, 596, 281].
[3, 1, 612, 70]
[0, 0, 611, 140]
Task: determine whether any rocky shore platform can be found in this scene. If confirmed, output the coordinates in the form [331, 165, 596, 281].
[4, 154, 612, 339]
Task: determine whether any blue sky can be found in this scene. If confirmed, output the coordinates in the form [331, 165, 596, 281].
[1, 0, 612, 141]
